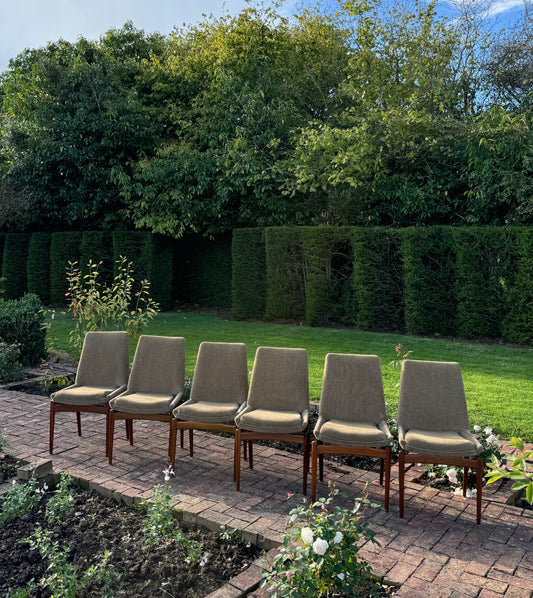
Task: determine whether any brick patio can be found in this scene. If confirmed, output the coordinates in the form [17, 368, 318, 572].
[1, 385, 533, 597]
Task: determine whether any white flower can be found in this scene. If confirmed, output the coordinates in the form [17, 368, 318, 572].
[473, 425, 481, 433]
[312, 538, 329, 555]
[484, 427, 493, 436]
[446, 468, 458, 485]
[163, 466, 174, 482]
[333, 531, 344, 544]
[337, 572, 345, 581]
[199, 556, 208, 567]
[301, 527, 314, 545]
[487, 434, 498, 445]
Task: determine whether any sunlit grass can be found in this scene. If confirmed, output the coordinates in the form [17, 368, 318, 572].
[45, 310, 533, 441]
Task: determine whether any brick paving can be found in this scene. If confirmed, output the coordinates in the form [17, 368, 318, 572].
[1, 386, 533, 597]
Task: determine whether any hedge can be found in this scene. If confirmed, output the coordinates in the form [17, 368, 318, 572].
[502, 227, 533, 345]
[300, 227, 353, 326]
[27, 233, 52, 305]
[2, 233, 31, 299]
[232, 228, 266, 320]
[264, 227, 305, 322]
[49, 232, 83, 305]
[352, 228, 404, 332]
[453, 227, 515, 339]
[80, 231, 114, 286]
[173, 234, 232, 309]
[112, 231, 173, 309]
[400, 227, 457, 336]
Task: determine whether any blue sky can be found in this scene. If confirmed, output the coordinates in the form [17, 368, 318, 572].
[0, 0, 527, 73]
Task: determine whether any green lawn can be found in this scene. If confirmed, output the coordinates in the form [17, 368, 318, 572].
[46, 311, 533, 442]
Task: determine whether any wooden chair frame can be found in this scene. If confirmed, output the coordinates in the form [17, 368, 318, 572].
[399, 450, 484, 525]
[234, 426, 310, 494]
[311, 441, 392, 510]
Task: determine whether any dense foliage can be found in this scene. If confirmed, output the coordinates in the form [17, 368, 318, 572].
[0, 1, 531, 235]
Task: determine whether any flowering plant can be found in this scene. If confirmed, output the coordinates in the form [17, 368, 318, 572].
[262, 486, 381, 597]
[485, 437, 533, 505]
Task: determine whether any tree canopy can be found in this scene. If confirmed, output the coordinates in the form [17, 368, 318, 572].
[0, 1, 531, 235]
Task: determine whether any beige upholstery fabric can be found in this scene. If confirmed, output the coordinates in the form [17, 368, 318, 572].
[51, 331, 129, 406]
[398, 360, 481, 457]
[235, 346, 309, 433]
[314, 353, 392, 448]
[109, 335, 185, 415]
[401, 429, 480, 458]
[173, 342, 247, 424]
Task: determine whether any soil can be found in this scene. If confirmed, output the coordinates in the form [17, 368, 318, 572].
[0, 454, 25, 482]
[0, 481, 261, 598]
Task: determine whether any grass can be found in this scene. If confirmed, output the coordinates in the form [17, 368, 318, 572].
[45, 311, 533, 442]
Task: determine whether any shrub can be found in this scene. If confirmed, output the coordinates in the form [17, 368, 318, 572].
[262, 487, 381, 598]
[0, 293, 46, 365]
[0, 341, 24, 382]
[65, 257, 159, 347]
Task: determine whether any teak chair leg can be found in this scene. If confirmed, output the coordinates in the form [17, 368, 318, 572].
[49, 404, 55, 454]
[311, 440, 318, 502]
[399, 449, 406, 519]
[235, 429, 241, 491]
[189, 429, 194, 457]
[76, 412, 82, 436]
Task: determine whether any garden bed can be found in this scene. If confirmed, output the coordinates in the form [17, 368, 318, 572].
[0, 479, 261, 597]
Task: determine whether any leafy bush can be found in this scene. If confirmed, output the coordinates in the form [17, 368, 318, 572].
[65, 257, 159, 347]
[262, 487, 381, 598]
[0, 341, 24, 382]
[0, 293, 47, 365]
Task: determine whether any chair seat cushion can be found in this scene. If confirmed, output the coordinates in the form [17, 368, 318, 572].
[236, 408, 307, 434]
[51, 385, 117, 406]
[315, 419, 392, 448]
[401, 429, 480, 458]
[109, 392, 175, 415]
[173, 400, 241, 424]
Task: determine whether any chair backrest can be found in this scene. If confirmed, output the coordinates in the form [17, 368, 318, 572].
[75, 331, 130, 388]
[398, 359, 470, 432]
[247, 346, 309, 412]
[190, 342, 248, 404]
[128, 335, 185, 396]
[320, 353, 386, 423]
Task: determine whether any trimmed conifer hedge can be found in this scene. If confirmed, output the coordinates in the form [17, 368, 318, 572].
[400, 227, 456, 336]
[352, 228, 404, 332]
[502, 227, 533, 345]
[173, 234, 231, 309]
[2, 233, 31, 299]
[49, 232, 83, 305]
[232, 228, 266, 320]
[27, 233, 52, 305]
[264, 227, 305, 322]
[80, 231, 114, 286]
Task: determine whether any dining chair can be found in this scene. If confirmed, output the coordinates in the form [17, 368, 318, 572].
[49, 331, 129, 455]
[107, 335, 185, 465]
[398, 359, 484, 524]
[234, 346, 310, 494]
[311, 353, 393, 510]
[169, 341, 248, 473]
